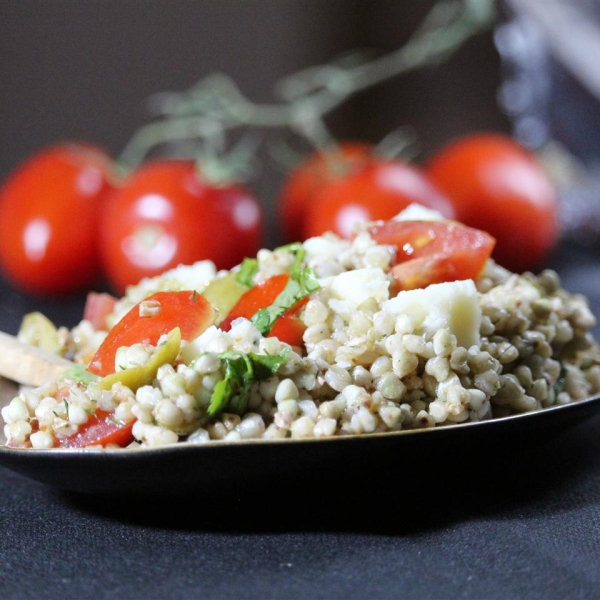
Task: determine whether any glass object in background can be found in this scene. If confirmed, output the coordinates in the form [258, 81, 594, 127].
[496, 0, 600, 244]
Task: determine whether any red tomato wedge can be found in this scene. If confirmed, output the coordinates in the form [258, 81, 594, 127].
[220, 274, 307, 347]
[368, 220, 495, 290]
[83, 291, 118, 331]
[88, 290, 216, 376]
[57, 409, 135, 448]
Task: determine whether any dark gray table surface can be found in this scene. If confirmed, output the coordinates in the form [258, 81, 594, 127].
[1, 241, 599, 600]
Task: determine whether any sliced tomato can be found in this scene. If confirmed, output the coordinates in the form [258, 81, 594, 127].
[269, 308, 307, 348]
[83, 292, 118, 331]
[368, 220, 495, 290]
[220, 274, 307, 347]
[57, 409, 135, 448]
[88, 290, 216, 376]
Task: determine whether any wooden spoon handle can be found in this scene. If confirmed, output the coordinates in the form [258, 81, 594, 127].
[0, 331, 73, 387]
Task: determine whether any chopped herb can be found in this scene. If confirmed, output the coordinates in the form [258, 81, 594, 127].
[236, 258, 258, 287]
[249, 242, 319, 336]
[63, 399, 69, 419]
[282, 242, 306, 279]
[208, 348, 290, 417]
[64, 364, 99, 385]
[84, 408, 98, 418]
[192, 290, 198, 302]
[251, 267, 319, 336]
[275, 242, 305, 277]
[250, 351, 291, 379]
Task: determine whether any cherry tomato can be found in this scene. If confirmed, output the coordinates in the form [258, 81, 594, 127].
[279, 142, 373, 242]
[368, 220, 495, 290]
[99, 160, 263, 293]
[424, 133, 559, 272]
[88, 290, 216, 376]
[58, 409, 135, 448]
[0, 143, 114, 295]
[302, 159, 456, 240]
[83, 291, 118, 331]
[220, 274, 307, 347]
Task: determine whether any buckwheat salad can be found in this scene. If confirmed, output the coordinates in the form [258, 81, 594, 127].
[3, 206, 600, 450]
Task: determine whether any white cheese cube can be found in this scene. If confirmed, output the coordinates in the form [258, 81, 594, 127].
[393, 203, 446, 222]
[382, 279, 481, 348]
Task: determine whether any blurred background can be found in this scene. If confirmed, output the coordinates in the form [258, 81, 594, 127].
[2, 0, 600, 329]
[0, 0, 509, 242]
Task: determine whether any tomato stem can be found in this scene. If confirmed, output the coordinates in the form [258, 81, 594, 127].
[118, 115, 225, 173]
[117, 0, 496, 173]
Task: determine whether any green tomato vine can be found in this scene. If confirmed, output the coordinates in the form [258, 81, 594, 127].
[117, 0, 497, 181]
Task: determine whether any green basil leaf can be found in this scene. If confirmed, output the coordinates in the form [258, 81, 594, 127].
[275, 242, 305, 278]
[251, 348, 290, 379]
[207, 349, 289, 417]
[250, 266, 320, 336]
[235, 258, 258, 288]
[208, 378, 233, 417]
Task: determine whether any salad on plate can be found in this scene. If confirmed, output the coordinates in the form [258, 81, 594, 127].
[2, 205, 599, 450]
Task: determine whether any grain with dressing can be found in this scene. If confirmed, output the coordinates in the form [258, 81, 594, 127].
[3, 206, 600, 449]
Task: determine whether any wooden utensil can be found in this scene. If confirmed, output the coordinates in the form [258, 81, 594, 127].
[0, 331, 73, 387]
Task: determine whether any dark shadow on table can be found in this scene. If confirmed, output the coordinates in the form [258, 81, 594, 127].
[58, 415, 600, 536]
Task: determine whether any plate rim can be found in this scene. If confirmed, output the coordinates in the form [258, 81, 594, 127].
[2, 392, 599, 461]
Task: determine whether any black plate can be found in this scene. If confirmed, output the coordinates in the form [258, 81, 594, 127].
[1, 376, 599, 495]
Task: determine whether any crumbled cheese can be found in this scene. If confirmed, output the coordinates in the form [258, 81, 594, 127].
[393, 203, 446, 222]
[382, 279, 481, 348]
[139, 299, 162, 317]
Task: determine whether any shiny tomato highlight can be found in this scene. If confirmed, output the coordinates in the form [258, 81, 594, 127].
[368, 219, 496, 290]
[99, 160, 263, 293]
[302, 159, 456, 240]
[0, 143, 114, 294]
[425, 133, 559, 272]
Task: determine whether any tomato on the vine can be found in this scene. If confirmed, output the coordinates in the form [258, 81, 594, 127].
[279, 142, 373, 242]
[0, 143, 114, 295]
[301, 158, 456, 240]
[424, 133, 559, 272]
[99, 160, 263, 294]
